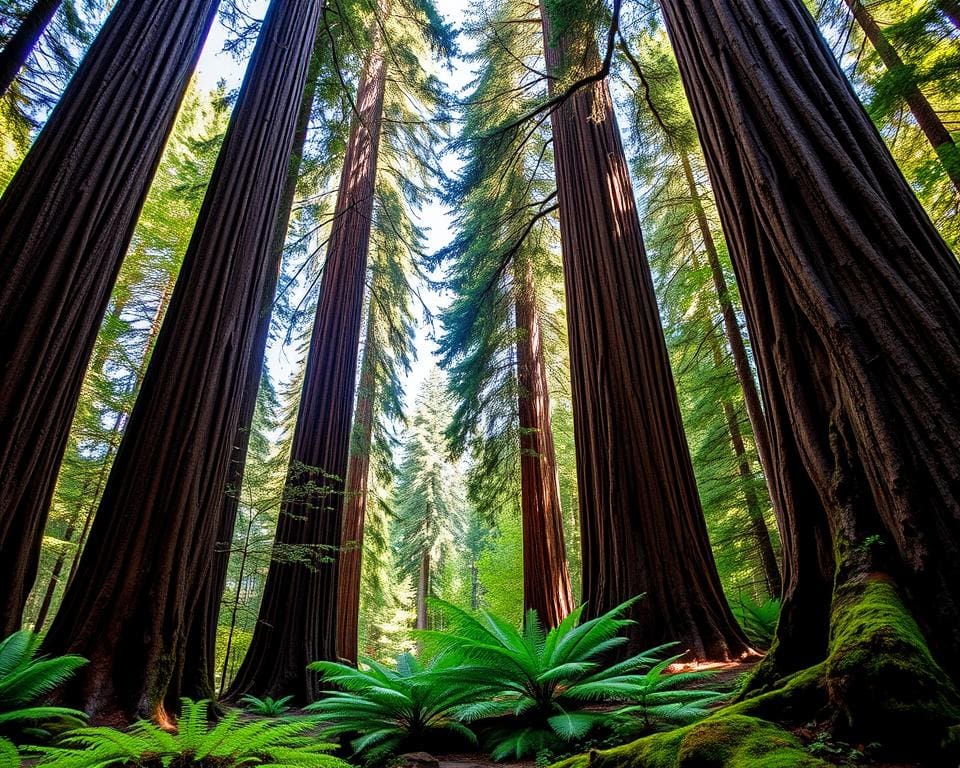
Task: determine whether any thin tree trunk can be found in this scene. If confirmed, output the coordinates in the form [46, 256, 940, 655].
[416, 552, 430, 631]
[660, 0, 960, 712]
[179, 28, 325, 702]
[0, 0, 221, 637]
[843, 0, 960, 193]
[680, 153, 776, 491]
[515, 258, 573, 628]
[219, 514, 255, 696]
[0, 0, 61, 97]
[935, 0, 960, 31]
[228, 23, 389, 703]
[41, 0, 324, 723]
[539, 2, 750, 659]
[335, 308, 378, 665]
[31, 519, 74, 633]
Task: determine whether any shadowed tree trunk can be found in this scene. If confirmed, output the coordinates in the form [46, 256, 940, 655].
[515, 258, 574, 627]
[228, 26, 388, 703]
[0, 0, 61, 97]
[843, 0, 960, 193]
[539, 3, 750, 659]
[179, 28, 325, 702]
[335, 308, 378, 665]
[416, 552, 430, 631]
[660, 0, 960, 737]
[935, 0, 960, 31]
[41, 0, 324, 723]
[0, 0, 221, 637]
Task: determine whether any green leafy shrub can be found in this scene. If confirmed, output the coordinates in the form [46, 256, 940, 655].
[729, 596, 780, 648]
[239, 694, 295, 717]
[306, 653, 478, 764]
[0, 631, 86, 739]
[427, 598, 722, 760]
[31, 699, 346, 768]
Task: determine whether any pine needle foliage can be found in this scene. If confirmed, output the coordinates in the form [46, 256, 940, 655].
[31, 700, 346, 768]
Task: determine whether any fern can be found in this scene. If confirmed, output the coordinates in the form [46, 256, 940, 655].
[0, 736, 18, 768]
[0, 631, 86, 741]
[31, 699, 347, 768]
[730, 597, 780, 648]
[306, 653, 478, 764]
[240, 695, 295, 717]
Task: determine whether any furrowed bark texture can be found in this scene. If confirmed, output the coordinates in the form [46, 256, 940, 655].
[842, 0, 960, 193]
[660, 0, 960, 681]
[41, 0, 324, 722]
[180, 30, 324, 701]
[0, 0, 61, 97]
[335, 308, 378, 665]
[0, 0, 220, 637]
[515, 259, 574, 628]
[229, 35, 388, 702]
[540, 6, 749, 659]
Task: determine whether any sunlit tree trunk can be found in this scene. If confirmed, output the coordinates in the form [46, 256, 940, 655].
[0, 0, 221, 637]
[228, 26, 388, 703]
[539, 3, 749, 659]
[843, 0, 960, 193]
[515, 258, 573, 627]
[179, 30, 324, 701]
[661, 0, 960, 705]
[41, 0, 324, 723]
[335, 308, 378, 665]
[416, 552, 430, 631]
[0, 0, 61, 97]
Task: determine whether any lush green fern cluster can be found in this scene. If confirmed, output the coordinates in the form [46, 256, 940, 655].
[309, 599, 726, 763]
[31, 699, 348, 768]
[729, 596, 780, 648]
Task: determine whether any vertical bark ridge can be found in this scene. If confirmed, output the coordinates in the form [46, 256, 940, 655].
[660, 0, 960, 680]
[515, 258, 574, 628]
[540, 4, 750, 659]
[228, 24, 389, 702]
[0, 0, 221, 636]
[41, 0, 324, 722]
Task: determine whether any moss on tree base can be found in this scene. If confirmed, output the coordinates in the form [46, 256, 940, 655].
[552, 575, 960, 768]
[553, 715, 827, 768]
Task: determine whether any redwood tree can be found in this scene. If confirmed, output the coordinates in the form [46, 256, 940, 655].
[660, 0, 960, 742]
[540, 1, 749, 659]
[41, 0, 324, 722]
[0, 0, 61, 96]
[0, 0, 220, 636]
[228, 25, 389, 702]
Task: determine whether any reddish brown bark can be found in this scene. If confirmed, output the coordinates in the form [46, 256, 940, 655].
[41, 0, 324, 722]
[180, 29, 324, 701]
[0, 0, 220, 637]
[843, 0, 960, 193]
[660, 0, 960, 682]
[515, 259, 574, 628]
[228, 31, 388, 702]
[0, 0, 61, 97]
[335, 308, 378, 665]
[416, 552, 430, 631]
[539, 4, 749, 660]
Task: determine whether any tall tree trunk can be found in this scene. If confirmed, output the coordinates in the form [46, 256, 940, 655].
[843, 0, 960, 193]
[228, 26, 388, 703]
[660, 0, 960, 735]
[539, 3, 749, 659]
[416, 552, 430, 631]
[335, 308, 378, 665]
[515, 258, 574, 628]
[179, 29, 325, 702]
[0, 0, 61, 97]
[0, 0, 221, 637]
[680, 154, 775, 491]
[41, 0, 324, 723]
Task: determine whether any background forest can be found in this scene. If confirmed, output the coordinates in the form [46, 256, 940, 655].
[0, 0, 959, 765]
